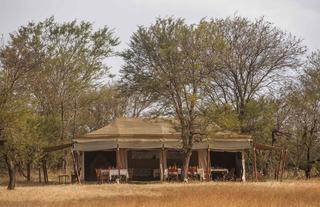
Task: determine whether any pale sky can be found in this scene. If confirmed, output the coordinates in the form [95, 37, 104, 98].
[1, 0, 320, 76]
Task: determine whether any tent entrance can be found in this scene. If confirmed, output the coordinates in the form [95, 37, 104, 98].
[84, 151, 116, 181]
[210, 151, 242, 180]
[166, 150, 199, 168]
[127, 150, 160, 181]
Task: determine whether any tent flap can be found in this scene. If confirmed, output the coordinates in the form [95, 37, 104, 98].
[197, 149, 208, 169]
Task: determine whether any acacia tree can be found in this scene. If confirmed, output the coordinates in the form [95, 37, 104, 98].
[120, 17, 223, 179]
[28, 17, 119, 137]
[24, 17, 119, 171]
[119, 84, 158, 118]
[205, 16, 306, 132]
[75, 85, 126, 132]
[0, 27, 44, 189]
[0, 17, 119, 189]
[284, 51, 320, 178]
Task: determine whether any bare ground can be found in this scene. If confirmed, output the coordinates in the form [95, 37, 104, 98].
[0, 180, 320, 207]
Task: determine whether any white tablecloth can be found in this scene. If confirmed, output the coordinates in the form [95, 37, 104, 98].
[109, 169, 129, 180]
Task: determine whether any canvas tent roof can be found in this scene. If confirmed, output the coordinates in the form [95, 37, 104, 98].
[74, 118, 252, 151]
[81, 118, 180, 139]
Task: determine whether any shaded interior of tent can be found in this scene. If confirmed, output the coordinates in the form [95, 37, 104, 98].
[74, 118, 251, 182]
[83, 149, 244, 181]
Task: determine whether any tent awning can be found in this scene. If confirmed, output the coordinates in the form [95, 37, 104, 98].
[74, 138, 252, 151]
[254, 143, 283, 151]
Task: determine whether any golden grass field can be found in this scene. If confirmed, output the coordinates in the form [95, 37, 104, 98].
[0, 180, 320, 207]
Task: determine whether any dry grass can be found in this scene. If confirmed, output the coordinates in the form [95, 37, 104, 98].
[0, 180, 320, 207]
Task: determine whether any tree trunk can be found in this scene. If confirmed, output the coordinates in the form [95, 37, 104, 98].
[26, 162, 31, 182]
[265, 129, 277, 177]
[38, 167, 42, 183]
[72, 99, 77, 139]
[60, 101, 64, 140]
[71, 151, 81, 184]
[63, 149, 68, 174]
[305, 147, 311, 179]
[238, 101, 246, 133]
[60, 101, 68, 173]
[42, 158, 48, 183]
[182, 149, 192, 181]
[17, 163, 27, 179]
[5, 155, 16, 190]
[252, 145, 258, 182]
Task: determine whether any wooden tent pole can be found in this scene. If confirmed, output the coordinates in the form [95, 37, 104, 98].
[207, 146, 211, 181]
[76, 151, 82, 183]
[117, 144, 120, 182]
[241, 150, 246, 182]
[253, 144, 258, 182]
[160, 145, 164, 182]
[81, 152, 85, 181]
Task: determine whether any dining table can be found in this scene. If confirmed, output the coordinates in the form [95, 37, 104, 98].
[211, 168, 229, 181]
[109, 169, 129, 182]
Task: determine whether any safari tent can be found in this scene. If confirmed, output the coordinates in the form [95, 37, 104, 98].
[73, 118, 252, 182]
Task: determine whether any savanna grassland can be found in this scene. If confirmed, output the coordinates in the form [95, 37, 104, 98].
[0, 180, 319, 207]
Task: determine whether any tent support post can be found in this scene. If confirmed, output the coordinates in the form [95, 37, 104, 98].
[207, 147, 211, 181]
[253, 144, 258, 182]
[160, 145, 164, 182]
[81, 152, 85, 182]
[117, 144, 120, 182]
[241, 150, 246, 182]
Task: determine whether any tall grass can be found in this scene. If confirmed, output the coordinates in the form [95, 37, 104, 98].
[1, 181, 320, 207]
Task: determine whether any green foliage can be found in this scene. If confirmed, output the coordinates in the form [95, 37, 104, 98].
[281, 51, 320, 170]
[76, 85, 125, 133]
[242, 99, 277, 142]
[202, 103, 240, 131]
[4, 112, 44, 167]
[121, 17, 224, 147]
[0, 17, 120, 187]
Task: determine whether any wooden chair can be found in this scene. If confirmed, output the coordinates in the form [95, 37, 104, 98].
[225, 168, 236, 181]
[95, 168, 109, 184]
[188, 167, 198, 181]
[168, 168, 179, 182]
[95, 168, 101, 183]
